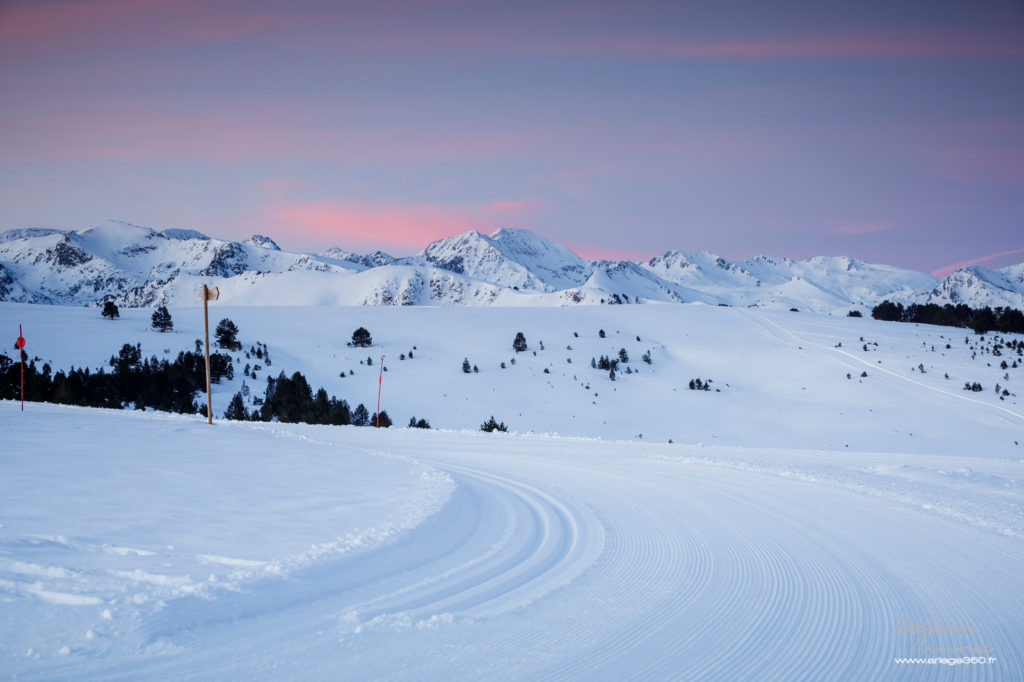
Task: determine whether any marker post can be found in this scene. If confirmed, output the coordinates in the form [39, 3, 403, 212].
[198, 285, 220, 424]
[376, 355, 384, 427]
[15, 324, 26, 411]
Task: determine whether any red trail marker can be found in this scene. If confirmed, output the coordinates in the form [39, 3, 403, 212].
[15, 324, 26, 411]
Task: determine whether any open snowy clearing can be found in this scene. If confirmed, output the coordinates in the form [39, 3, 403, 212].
[2, 402, 1023, 680]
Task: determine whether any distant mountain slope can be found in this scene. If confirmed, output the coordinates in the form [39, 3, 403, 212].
[644, 251, 940, 311]
[925, 265, 1024, 309]
[1, 219, 1021, 311]
[418, 228, 589, 292]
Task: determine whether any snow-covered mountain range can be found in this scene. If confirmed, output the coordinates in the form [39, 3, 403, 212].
[1, 219, 1022, 311]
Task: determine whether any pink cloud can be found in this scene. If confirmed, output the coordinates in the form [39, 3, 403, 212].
[566, 29, 1024, 60]
[7, 3, 1022, 63]
[0, 0, 140, 38]
[0, 0, 321, 47]
[261, 195, 544, 252]
[269, 201, 477, 251]
[931, 248, 1024, 277]
[0, 105, 538, 164]
[834, 221, 898, 236]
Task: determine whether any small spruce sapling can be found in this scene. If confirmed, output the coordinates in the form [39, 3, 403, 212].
[480, 416, 508, 433]
[351, 327, 373, 347]
[224, 392, 247, 421]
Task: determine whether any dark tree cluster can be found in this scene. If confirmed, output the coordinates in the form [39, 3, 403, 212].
[480, 416, 508, 432]
[224, 370, 405, 428]
[871, 300, 1024, 335]
[688, 378, 713, 391]
[350, 327, 373, 348]
[255, 371, 353, 424]
[0, 343, 233, 414]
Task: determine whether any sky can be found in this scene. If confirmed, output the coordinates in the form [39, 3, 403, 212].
[1, 0, 1022, 275]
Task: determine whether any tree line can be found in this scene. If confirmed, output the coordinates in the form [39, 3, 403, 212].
[0, 342, 233, 413]
[226, 370, 392, 427]
[871, 301, 1024, 334]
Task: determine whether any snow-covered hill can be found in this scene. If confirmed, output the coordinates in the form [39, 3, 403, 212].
[2, 300, 1023, 679]
[2, 220, 1022, 312]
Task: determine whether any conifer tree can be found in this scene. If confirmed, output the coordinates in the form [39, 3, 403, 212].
[224, 392, 247, 420]
[352, 403, 370, 426]
[215, 318, 242, 350]
[151, 305, 173, 332]
[351, 327, 373, 347]
[480, 416, 507, 432]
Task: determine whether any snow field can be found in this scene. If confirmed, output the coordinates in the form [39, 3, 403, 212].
[0, 404, 453, 673]
[2, 405, 1022, 680]
[2, 301, 1023, 679]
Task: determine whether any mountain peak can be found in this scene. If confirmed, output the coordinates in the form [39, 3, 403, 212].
[161, 228, 209, 241]
[76, 220, 158, 251]
[245, 234, 281, 250]
[422, 228, 589, 291]
[81, 219, 157, 238]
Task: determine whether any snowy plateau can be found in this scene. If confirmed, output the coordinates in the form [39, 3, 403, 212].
[2, 224, 1024, 681]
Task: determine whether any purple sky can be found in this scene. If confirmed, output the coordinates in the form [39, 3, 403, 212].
[2, 0, 1022, 274]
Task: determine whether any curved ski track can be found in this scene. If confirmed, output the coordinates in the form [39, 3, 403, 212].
[55, 431, 1024, 681]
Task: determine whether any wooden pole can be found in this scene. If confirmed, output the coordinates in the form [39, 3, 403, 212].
[376, 355, 384, 427]
[203, 285, 213, 424]
[18, 324, 24, 412]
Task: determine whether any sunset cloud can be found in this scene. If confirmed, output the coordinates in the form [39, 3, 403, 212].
[262, 196, 544, 252]
[931, 248, 1024, 277]
[0, 106, 538, 165]
[2, 1, 1021, 270]
[567, 30, 1024, 60]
